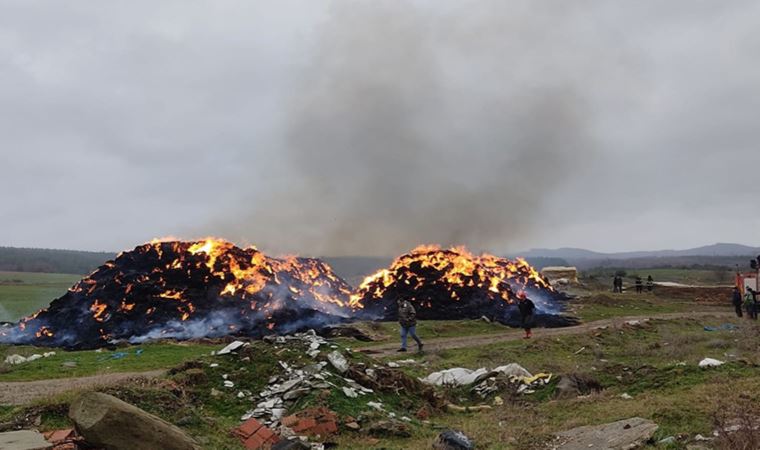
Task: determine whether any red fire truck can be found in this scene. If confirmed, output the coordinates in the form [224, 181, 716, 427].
[736, 256, 760, 293]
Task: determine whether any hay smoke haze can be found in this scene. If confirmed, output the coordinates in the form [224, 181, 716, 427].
[218, 2, 599, 256]
[1, 1, 760, 255]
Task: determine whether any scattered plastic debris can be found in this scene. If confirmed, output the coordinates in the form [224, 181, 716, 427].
[4, 352, 56, 365]
[699, 358, 725, 368]
[703, 324, 738, 332]
[421, 368, 490, 387]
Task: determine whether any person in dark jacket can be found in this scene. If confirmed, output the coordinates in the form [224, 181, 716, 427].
[732, 286, 744, 318]
[635, 276, 643, 293]
[517, 291, 536, 339]
[646, 275, 654, 292]
[748, 287, 758, 320]
[397, 296, 423, 352]
[744, 287, 756, 320]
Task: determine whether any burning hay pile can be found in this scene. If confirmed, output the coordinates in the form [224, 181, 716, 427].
[0, 239, 353, 349]
[350, 245, 576, 326]
[0, 240, 575, 349]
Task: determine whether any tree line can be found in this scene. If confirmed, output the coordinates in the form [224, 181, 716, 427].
[0, 247, 115, 275]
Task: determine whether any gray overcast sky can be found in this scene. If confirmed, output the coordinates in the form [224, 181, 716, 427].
[1, 0, 759, 256]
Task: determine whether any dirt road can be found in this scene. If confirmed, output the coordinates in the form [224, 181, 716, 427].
[0, 370, 165, 405]
[0, 311, 734, 405]
[359, 310, 734, 357]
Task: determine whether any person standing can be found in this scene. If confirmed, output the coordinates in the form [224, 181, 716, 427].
[732, 286, 744, 318]
[748, 287, 758, 320]
[743, 288, 756, 320]
[517, 291, 536, 339]
[635, 276, 643, 294]
[397, 296, 423, 352]
[646, 275, 654, 292]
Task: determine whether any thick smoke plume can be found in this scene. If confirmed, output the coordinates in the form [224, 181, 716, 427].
[218, 1, 600, 256]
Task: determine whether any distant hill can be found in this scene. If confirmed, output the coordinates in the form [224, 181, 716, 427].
[521, 243, 760, 260]
[3, 242, 756, 278]
[0, 247, 394, 283]
[0, 247, 115, 275]
[518, 243, 760, 270]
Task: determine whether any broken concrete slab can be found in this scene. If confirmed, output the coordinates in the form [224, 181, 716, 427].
[69, 392, 200, 450]
[217, 340, 247, 355]
[0, 430, 53, 450]
[552, 417, 658, 450]
[327, 351, 349, 373]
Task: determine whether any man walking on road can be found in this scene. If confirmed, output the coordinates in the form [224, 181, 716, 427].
[517, 291, 536, 339]
[397, 296, 423, 352]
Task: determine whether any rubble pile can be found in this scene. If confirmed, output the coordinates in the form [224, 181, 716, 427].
[235, 331, 378, 427]
[211, 332, 443, 448]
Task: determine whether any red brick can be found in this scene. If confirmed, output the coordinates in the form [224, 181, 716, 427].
[51, 444, 79, 450]
[243, 433, 265, 450]
[45, 429, 77, 443]
[256, 426, 276, 442]
[281, 415, 299, 428]
[310, 421, 338, 437]
[236, 418, 264, 438]
[292, 418, 317, 433]
[322, 421, 338, 434]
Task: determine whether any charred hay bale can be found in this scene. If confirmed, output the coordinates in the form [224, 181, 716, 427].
[2, 239, 353, 349]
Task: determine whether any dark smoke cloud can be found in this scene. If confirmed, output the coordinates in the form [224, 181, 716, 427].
[216, 1, 617, 256]
[5, 1, 760, 254]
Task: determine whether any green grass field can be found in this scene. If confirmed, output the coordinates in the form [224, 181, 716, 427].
[0, 342, 217, 382]
[0, 269, 755, 449]
[0, 271, 81, 321]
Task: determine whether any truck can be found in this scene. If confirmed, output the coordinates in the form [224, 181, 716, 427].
[736, 256, 760, 293]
